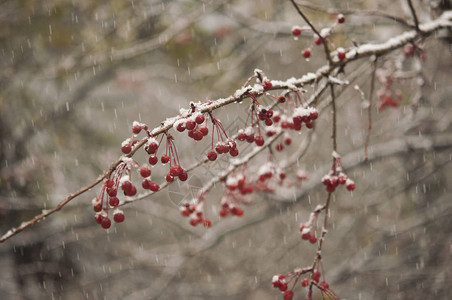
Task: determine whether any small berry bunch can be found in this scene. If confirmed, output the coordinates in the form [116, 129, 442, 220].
[174, 104, 209, 141]
[145, 133, 188, 182]
[321, 152, 355, 192]
[93, 158, 156, 229]
[291, 13, 346, 60]
[237, 97, 274, 146]
[276, 90, 318, 131]
[121, 121, 148, 154]
[225, 172, 254, 195]
[271, 268, 309, 300]
[218, 191, 246, 218]
[179, 197, 212, 227]
[299, 210, 321, 244]
[206, 112, 238, 161]
[272, 267, 338, 300]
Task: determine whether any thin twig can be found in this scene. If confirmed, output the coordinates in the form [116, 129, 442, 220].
[295, 0, 413, 28]
[290, 0, 333, 65]
[407, 0, 420, 31]
[330, 84, 337, 152]
[364, 57, 378, 161]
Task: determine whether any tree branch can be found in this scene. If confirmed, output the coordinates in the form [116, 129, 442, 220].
[1, 12, 450, 243]
[407, 0, 420, 31]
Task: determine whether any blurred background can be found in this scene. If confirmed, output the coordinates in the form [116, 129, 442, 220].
[0, 0, 451, 299]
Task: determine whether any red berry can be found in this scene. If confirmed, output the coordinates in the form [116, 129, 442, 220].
[166, 174, 174, 182]
[278, 96, 286, 103]
[176, 122, 186, 132]
[181, 208, 190, 217]
[179, 170, 188, 181]
[93, 201, 102, 212]
[186, 120, 196, 130]
[113, 211, 125, 223]
[309, 234, 317, 244]
[263, 81, 272, 90]
[192, 130, 203, 141]
[132, 124, 142, 134]
[303, 49, 311, 58]
[305, 121, 313, 129]
[148, 155, 158, 165]
[314, 35, 322, 45]
[107, 188, 117, 197]
[246, 134, 255, 143]
[301, 232, 311, 240]
[95, 213, 104, 224]
[121, 181, 132, 192]
[301, 278, 309, 287]
[170, 166, 180, 176]
[292, 27, 302, 36]
[255, 135, 265, 146]
[312, 270, 321, 282]
[284, 290, 293, 300]
[147, 141, 158, 154]
[189, 218, 200, 226]
[126, 186, 137, 196]
[231, 207, 244, 216]
[140, 166, 151, 178]
[229, 147, 239, 157]
[106, 179, 115, 188]
[237, 132, 246, 141]
[279, 282, 288, 291]
[264, 119, 273, 126]
[161, 154, 170, 164]
[276, 143, 284, 151]
[320, 281, 329, 290]
[121, 144, 132, 154]
[195, 114, 205, 124]
[207, 150, 217, 161]
[284, 137, 292, 145]
[109, 196, 119, 207]
[203, 219, 212, 228]
[337, 49, 346, 60]
[309, 111, 318, 120]
[101, 217, 111, 229]
[149, 182, 159, 192]
[200, 127, 209, 136]
[142, 179, 152, 189]
[337, 14, 345, 24]
[219, 209, 229, 217]
[346, 182, 355, 191]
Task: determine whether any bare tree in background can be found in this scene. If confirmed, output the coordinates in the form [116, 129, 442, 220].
[0, 0, 451, 299]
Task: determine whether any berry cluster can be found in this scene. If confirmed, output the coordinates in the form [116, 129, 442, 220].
[121, 121, 148, 154]
[321, 152, 355, 192]
[179, 198, 212, 227]
[144, 133, 188, 182]
[174, 105, 209, 141]
[93, 156, 161, 229]
[206, 113, 238, 161]
[237, 95, 274, 147]
[292, 14, 346, 60]
[272, 267, 338, 300]
[299, 210, 320, 244]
